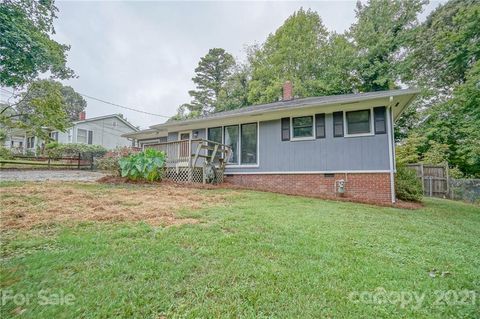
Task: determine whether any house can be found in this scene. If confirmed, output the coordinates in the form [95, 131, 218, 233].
[123, 83, 419, 204]
[4, 112, 138, 154]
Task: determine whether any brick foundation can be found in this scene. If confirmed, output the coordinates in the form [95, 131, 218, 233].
[224, 173, 392, 204]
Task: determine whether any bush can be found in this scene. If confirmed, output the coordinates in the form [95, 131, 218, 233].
[0, 146, 13, 160]
[119, 149, 166, 182]
[45, 142, 107, 159]
[395, 166, 423, 202]
[95, 147, 139, 175]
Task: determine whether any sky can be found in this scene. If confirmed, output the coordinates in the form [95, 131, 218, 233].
[50, 0, 445, 129]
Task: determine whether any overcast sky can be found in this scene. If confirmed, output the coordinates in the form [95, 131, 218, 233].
[51, 0, 444, 129]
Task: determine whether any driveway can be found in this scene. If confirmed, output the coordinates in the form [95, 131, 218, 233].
[0, 170, 106, 182]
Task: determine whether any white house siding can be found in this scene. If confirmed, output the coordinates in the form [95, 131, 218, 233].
[72, 117, 135, 149]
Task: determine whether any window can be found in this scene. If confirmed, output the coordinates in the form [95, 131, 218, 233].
[291, 116, 314, 139]
[19, 141, 23, 148]
[224, 125, 239, 164]
[77, 129, 93, 144]
[207, 127, 222, 144]
[333, 112, 344, 137]
[315, 113, 326, 139]
[26, 137, 35, 148]
[374, 106, 386, 134]
[241, 123, 257, 165]
[281, 118, 290, 141]
[50, 131, 58, 141]
[345, 109, 371, 135]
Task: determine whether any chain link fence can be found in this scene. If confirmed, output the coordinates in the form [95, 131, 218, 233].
[449, 179, 480, 204]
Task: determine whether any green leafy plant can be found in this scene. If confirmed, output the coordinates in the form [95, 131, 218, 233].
[95, 147, 139, 175]
[119, 149, 166, 182]
[395, 166, 423, 202]
[0, 146, 13, 160]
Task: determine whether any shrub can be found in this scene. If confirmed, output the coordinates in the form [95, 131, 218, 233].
[395, 166, 423, 202]
[45, 142, 107, 159]
[119, 149, 166, 182]
[0, 146, 13, 160]
[95, 147, 139, 175]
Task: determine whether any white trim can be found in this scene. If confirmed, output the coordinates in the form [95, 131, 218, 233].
[343, 108, 375, 137]
[290, 115, 315, 141]
[386, 106, 396, 203]
[225, 170, 391, 175]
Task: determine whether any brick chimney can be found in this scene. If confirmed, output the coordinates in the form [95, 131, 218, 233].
[283, 81, 293, 101]
[78, 111, 86, 120]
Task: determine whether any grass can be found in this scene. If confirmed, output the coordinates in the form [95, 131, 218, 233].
[1, 182, 479, 318]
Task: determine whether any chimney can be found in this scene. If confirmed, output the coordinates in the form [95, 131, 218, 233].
[283, 81, 293, 101]
[78, 111, 86, 120]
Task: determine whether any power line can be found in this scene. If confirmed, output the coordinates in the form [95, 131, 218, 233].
[0, 87, 171, 119]
[78, 93, 171, 118]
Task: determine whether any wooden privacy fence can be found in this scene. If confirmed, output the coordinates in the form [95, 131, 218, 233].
[0, 154, 94, 170]
[407, 163, 449, 197]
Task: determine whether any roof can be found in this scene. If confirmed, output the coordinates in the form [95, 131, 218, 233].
[74, 114, 139, 132]
[124, 88, 420, 139]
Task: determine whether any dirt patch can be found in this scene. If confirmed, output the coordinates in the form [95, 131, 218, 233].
[0, 182, 231, 230]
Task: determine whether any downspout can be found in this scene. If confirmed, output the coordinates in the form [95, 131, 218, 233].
[386, 99, 395, 204]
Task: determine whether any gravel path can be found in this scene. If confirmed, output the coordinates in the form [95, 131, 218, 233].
[0, 170, 106, 182]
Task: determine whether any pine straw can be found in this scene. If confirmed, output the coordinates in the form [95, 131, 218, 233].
[0, 182, 231, 230]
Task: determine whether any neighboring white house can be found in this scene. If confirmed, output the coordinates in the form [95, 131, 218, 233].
[4, 113, 139, 153]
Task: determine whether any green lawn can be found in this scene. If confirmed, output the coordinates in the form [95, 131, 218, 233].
[1, 182, 479, 318]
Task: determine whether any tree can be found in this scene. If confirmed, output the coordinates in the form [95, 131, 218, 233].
[0, 80, 70, 140]
[12, 80, 86, 122]
[60, 85, 87, 121]
[217, 63, 250, 112]
[178, 48, 235, 118]
[403, 0, 479, 94]
[348, 0, 427, 92]
[0, 0, 74, 87]
[398, 0, 480, 177]
[248, 8, 329, 104]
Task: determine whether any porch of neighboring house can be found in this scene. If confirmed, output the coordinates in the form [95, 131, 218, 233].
[144, 138, 231, 184]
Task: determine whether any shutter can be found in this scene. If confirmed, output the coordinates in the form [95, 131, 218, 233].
[281, 117, 290, 141]
[333, 112, 344, 137]
[374, 106, 386, 134]
[87, 130, 93, 144]
[315, 113, 325, 139]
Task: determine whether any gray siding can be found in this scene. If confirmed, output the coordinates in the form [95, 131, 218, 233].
[169, 113, 390, 173]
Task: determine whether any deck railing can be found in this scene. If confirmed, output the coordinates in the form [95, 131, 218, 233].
[144, 139, 231, 183]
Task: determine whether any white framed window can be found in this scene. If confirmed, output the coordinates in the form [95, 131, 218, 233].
[224, 125, 239, 164]
[344, 109, 374, 137]
[207, 122, 259, 166]
[26, 137, 35, 149]
[50, 131, 58, 142]
[77, 129, 93, 144]
[291, 116, 314, 140]
[240, 123, 258, 165]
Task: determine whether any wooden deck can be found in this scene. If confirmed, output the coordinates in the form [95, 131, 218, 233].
[144, 139, 231, 184]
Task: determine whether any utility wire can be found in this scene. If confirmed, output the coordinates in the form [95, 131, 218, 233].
[78, 93, 171, 118]
[0, 88, 171, 119]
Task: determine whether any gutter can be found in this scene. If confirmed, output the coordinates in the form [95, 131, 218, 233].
[386, 100, 396, 204]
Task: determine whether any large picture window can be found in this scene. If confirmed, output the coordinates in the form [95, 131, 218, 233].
[224, 125, 239, 164]
[291, 116, 313, 139]
[241, 123, 257, 165]
[345, 109, 371, 135]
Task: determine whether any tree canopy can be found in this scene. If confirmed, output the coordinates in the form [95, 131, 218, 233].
[0, 0, 79, 139]
[0, 0, 74, 88]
